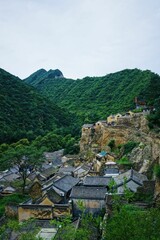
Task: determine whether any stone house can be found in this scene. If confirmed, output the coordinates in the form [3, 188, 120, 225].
[104, 168, 119, 177]
[113, 168, 148, 194]
[107, 114, 122, 125]
[52, 175, 80, 202]
[58, 166, 76, 176]
[73, 164, 91, 178]
[83, 176, 112, 189]
[70, 186, 107, 216]
[18, 178, 71, 222]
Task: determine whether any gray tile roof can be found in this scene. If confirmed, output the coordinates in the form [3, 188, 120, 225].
[74, 164, 90, 173]
[3, 186, 16, 193]
[53, 175, 80, 193]
[36, 189, 63, 204]
[3, 173, 20, 182]
[70, 186, 107, 200]
[83, 176, 112, 187]
[117, 179, 141, 193]
[43, 150, 64, 168]
[104, 168, 119, 174]
[114, 169, 148, 186]
[40, 167, 57, 179]
[58, 166, 76, 175]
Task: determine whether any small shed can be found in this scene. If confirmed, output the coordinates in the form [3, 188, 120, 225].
[96, 151, 107, 160]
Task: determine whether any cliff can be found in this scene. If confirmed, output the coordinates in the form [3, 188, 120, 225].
[80, 113, 160, 174]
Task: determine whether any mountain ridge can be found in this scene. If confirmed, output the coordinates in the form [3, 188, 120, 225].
[24, 68, 160, 122]
[24, 68, 64, 86]
[0, 68, 72, 143]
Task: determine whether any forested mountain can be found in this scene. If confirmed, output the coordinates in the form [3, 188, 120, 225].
[0, 68, 72, 143]
[24, 68, 63, 86]
[1, 67, 159, 144]
[24, 68, 160, 122]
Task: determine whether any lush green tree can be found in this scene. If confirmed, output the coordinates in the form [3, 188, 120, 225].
[51, 213, 101, 240]
[25, 68, 160, 126]
[108, 139, 116, 150]
[1, 144, 44, 193]
[154, 164, 160, 179]
[0, 68, 74, 144]
[103, 207, 160, 240]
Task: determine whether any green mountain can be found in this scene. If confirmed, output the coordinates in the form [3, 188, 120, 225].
[24, 68, 64, 86]
[24, 68, 160, 122]
[0, 68, 72, 144]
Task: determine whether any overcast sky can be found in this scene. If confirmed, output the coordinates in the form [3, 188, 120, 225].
[0, 0, 160, 79]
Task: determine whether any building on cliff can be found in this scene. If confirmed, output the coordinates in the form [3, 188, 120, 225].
[113, 168, 148, 194]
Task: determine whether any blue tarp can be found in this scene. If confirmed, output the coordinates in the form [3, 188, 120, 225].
[98, 151, 107, 157]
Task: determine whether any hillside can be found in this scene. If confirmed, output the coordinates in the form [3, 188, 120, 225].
[24, 68, 64, 86]
[0, 68, 72, 143]
[24, 68, 160, 122]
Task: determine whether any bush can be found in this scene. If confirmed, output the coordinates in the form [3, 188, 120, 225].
[108, 139, 115, 150]
[0, 194, 28, 217]
[117, 157, 133, 170]
[154, 165, 160, 179]
[103, 207, 160, 240]
[122, 141, 138, 155]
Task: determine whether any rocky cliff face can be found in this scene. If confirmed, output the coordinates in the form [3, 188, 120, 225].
[80, 114, 160, 174]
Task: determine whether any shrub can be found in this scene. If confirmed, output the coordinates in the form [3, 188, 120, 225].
[154, 164, 160, 179]
[122, 141, 138, 155]
[108, 139, 115, 150]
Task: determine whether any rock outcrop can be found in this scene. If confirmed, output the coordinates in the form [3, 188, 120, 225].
[80, 114, 160, 174]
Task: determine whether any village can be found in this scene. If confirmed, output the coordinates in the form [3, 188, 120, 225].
[0, 98, 156, 239]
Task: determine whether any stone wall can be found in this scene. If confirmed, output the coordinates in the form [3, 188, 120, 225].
[18, 204, 70, 222]
[5, 204, 18, 218]
[72, 199, 105, 217]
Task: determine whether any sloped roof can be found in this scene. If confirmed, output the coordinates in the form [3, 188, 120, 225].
[37, 228, 57, 240]
[58, 166, 76, 175]
[74, 164, 90, 173]
[114, 169, 148, 186]
[28, 173, 46, 182]
[9, 166, 19, 173]
[3, 173, 20, 182]
[83, 176, 112, 187]
[117, 179, 141, 193]
[70, 186, 107, 200]
[3, 186, 16, 193]
[104, 168, 119, 175]
[97, 151, 107, 158]
[37, 188, 62, 204]
[40, 167, 57, 178]
[53, 175, 80, 193]
[44, 150, 64, 160]
[82, 124, 94, 128]
[105, 161, 116, 165]
[42, 173, 65, 189]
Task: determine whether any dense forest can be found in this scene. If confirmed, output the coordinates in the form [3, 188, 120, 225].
[0, 68, 75, 144]
[1, 67, 160, 144]
[25, 68, 160, 123]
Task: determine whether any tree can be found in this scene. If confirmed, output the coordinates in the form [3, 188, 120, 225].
[51, 211, 102, 240]
[1, 144, 44, 194]
[103, 207, 160, 240]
